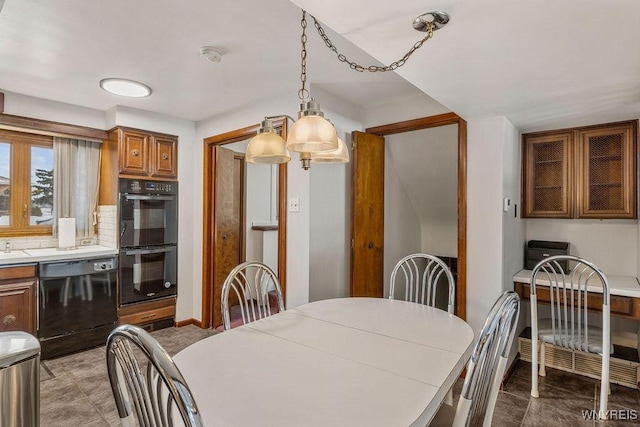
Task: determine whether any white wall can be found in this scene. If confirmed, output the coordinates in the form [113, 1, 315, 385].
[3, 91, 106, 129]
[384, 154, 422, 298]
[308, 87, 363, 302]
[526, 219, 638, 276]
[385, 125, 458, 258]
[500, 117, 527, 362]
[466, 117, 507, 332]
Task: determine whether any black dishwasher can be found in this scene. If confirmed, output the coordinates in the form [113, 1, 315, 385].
[38, 257, 117, 359]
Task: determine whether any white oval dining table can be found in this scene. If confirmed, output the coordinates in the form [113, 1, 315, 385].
[173, 297, 475, 426]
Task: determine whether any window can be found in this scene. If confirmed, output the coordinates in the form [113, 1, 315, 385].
[0, 129, 54, 236]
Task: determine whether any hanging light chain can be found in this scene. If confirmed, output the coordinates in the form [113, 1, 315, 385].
[298, 10, 310, 100]
[310, 14, 434, 72]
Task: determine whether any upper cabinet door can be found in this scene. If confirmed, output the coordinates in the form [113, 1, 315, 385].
[577, 123, 637, 219]
[523, 132, 573, 218]
[151, 135, 178, 178]
[119, 129, 150, 176]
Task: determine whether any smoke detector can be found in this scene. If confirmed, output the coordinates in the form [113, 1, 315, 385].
[200, 46, 223, 63]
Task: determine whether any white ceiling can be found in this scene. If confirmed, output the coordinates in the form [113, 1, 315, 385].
[0, 0, 425, 122]
[291, 0, 640, 131]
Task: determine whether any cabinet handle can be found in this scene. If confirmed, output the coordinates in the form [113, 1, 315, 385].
[2, 314, 16, 326]
[140, 313, 157, 320]
[132, 149, 140, 157]
[161, 152, 169, 160]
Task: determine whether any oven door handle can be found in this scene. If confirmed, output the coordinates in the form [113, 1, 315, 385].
[124, 246, 175, 256]
[124, 194, 175, 201]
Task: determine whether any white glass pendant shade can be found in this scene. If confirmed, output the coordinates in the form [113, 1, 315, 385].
[311, 137, 349, 163]
[286, 100, 338, 153]
[246, 122, 290, 164]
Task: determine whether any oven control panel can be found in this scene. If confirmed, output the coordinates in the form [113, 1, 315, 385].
[120, 178, 177, 195]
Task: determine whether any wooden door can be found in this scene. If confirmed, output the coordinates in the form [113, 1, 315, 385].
[350, 131, 385, 297]
[212, 146, 245, 328]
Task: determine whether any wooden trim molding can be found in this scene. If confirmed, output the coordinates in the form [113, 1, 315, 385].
[175, 318, 203, 328]
[0, 92, 4, 114]
[365, 112, 462, 136]
[201, 119, 288, 329]
[0, 113, 108, 141]
[365, 113, 468, 320]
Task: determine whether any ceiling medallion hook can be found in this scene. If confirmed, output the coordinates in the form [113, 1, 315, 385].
[413, 11, 450, 32]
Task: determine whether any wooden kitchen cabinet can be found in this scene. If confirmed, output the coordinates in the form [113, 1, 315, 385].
[118, 297, 176, 327]
[522, 120, 637, 219]
[523, 131, 573, 218]
[109, 127, 178, 180]
[0, 264, 37, 335]
[577, 123, 636, 218]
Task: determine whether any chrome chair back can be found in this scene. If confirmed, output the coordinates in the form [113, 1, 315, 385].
[389, 253, 455, 313]
[221, 261, 285, 331]
[106, 324, 203, 427]
[452, 291, 520, 427]
[530, 255, 611, 419]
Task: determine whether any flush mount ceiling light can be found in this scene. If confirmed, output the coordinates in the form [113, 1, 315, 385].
[249, 9, 449, 170]
[99, 78, 152, 98]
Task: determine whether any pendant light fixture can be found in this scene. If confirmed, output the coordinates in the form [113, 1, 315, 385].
[248, 9, 449, 169]
[285, 10, 339, 169]
[246, 118, 291, 164]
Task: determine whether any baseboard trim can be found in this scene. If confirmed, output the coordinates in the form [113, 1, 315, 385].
[175, 318, 203, 328]
[501, 352, 521, 389]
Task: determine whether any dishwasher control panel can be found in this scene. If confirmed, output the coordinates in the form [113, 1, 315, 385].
[94, 260, 115, 271]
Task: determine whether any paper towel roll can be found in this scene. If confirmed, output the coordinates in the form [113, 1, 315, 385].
[58, 218, 76, 249]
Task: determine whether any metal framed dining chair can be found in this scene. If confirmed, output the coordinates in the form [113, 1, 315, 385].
[221, 261, 285, 331]
[530, 255, 611, 420]
[389, 253, 455, 313]
[452, 291, 520, 427]
[106, 324, 203, 427]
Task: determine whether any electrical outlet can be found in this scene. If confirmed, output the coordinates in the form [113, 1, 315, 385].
[289, 197, 300, 213]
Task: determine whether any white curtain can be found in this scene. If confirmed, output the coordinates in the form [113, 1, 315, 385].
[53, 138, 101, 238]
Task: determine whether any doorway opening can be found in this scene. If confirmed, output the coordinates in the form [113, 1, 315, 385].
[351, 112, 467, 319]
[201, 120, 288, 328]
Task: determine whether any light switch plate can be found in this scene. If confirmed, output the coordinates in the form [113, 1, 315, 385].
[503, 197, 511, 212]
[289, 197, 300, 213]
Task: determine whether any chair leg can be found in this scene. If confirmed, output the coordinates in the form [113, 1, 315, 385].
[444, 389, 453, 406]
[598, 352, 610, 420]
[531, 339, 540, 398]
[539, 342, 546, 377]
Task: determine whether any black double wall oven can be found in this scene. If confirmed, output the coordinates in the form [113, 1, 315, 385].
[119, 178, 178, 306]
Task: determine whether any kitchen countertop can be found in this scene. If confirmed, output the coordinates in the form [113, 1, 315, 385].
[513, 269, 640, 298]
[0, 245, 118, 266]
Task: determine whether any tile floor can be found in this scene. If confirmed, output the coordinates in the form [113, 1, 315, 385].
[432, 361, 640, 426]
[39, 325, 215, 426]
[40, 326, 640, 426]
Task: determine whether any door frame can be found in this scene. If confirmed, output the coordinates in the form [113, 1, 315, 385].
[201, 119, 288, 328]
[362, 112, 467, 319]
